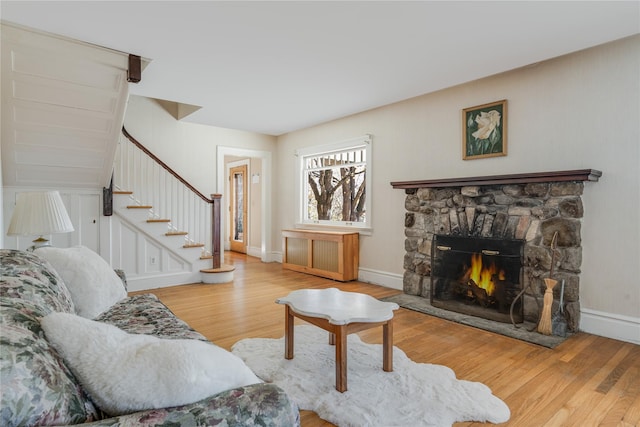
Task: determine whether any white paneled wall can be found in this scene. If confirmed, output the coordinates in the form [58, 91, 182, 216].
[106, 208, 200, 291]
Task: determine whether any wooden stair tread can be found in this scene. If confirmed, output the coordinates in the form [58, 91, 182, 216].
[127, 205, 152, 209]
[147, 219, 170, 223]
[183, 243, 205, 248]
[166, 231, 188, 236]
[114, 191, 133, 195]
[200, 255, 213, 260]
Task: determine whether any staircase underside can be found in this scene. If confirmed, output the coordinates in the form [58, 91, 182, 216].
[1, 22, 136, 190]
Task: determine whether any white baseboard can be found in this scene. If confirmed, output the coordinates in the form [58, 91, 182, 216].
[358, 267, 403, 290]
[269, 251, 283, 263]
[126, 272, 202, 292]
[246, 246, 262, 258]
[580, 308, 640, 345]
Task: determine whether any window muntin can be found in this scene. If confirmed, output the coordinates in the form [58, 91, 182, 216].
[298, 135, 371, 229]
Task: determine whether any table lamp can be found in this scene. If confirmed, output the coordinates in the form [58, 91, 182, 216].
[7, 191, 75, 250]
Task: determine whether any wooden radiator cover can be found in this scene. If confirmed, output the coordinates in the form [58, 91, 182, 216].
[282, 229, 359, 282]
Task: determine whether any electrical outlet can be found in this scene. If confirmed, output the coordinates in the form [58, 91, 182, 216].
[150, 257, 156, 265]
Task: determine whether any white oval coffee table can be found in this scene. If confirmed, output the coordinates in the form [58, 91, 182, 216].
[276, 288, 399, 392]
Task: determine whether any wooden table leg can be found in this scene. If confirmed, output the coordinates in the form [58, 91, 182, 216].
[335, 325, 347, 392]
[285, 305, 294, 360]
[383, 318, 393, 372]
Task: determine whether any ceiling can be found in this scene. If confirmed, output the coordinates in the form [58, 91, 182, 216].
[1, 1, 638, 136]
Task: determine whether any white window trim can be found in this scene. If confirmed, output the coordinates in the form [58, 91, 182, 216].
[295, 134, 372, 234]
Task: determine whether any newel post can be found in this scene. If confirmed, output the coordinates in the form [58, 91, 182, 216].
[210, 194, 222, 269]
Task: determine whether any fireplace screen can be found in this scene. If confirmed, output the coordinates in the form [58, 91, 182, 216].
[430, 235, 524, 323]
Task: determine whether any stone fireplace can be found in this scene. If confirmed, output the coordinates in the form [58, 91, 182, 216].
[391, 169, 601, 333]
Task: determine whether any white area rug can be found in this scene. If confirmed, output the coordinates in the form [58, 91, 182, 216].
[232, 325, 510, 427]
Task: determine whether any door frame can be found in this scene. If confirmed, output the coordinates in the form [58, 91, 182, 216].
[217, 146, 273, 263]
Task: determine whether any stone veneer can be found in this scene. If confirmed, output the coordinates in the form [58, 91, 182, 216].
[401, 181, 588, 332]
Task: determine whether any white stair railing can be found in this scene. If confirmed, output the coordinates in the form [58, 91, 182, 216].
[113, 129, 213, 256]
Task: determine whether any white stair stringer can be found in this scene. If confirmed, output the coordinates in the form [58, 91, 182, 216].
[110, 193, 214, 291]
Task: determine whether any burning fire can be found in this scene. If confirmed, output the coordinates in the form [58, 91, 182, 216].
[467, 253, 506, 296]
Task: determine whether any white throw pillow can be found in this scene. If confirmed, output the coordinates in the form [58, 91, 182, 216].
[36, 246, 127, 318]
[40, 312, 262, 416]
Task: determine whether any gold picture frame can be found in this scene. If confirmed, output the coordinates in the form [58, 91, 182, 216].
[462, 100, 507, 160]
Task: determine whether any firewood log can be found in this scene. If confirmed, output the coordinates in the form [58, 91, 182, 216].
[468, 279, 489, 307]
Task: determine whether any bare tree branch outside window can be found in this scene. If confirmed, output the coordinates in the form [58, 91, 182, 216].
[304, 146, 367, 224]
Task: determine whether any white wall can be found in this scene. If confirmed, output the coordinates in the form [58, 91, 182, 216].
[249, 157, 263, 256]
[123, 96, 277, 197]
[122, 95, 277, 262]
[275, 35, 640, 339]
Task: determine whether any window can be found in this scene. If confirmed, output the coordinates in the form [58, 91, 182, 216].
[297, 135, 371, 230]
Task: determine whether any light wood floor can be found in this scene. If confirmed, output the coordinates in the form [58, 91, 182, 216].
[131, 252, 640, 427]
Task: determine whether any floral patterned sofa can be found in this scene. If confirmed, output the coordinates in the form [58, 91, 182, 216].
[0, 249, 300, 427]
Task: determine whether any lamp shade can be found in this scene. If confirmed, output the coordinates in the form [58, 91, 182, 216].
[7, 191, 75, 237]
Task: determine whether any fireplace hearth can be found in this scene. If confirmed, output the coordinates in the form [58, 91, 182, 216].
[391, 169, 601, 336]
[430, 234, 523, 324]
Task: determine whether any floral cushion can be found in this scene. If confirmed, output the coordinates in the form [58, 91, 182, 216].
[1, 249, 75, 313]
[77, 384, 301, 427]
[0, 250, 102, 427]
[94, 293, 207, 341]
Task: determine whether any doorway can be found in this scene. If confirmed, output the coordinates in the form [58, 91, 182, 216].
[217, 146, 272, 263]
[229, 163, 248, 254]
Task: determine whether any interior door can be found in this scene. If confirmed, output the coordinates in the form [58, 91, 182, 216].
[229, 164, 248, 253]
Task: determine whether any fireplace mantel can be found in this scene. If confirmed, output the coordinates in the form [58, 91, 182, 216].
[390, 169, 601, 190]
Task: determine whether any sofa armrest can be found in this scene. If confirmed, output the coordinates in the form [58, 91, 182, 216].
[72, 383, 300, 427]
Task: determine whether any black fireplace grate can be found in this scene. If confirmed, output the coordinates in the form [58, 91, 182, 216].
[430, 234, 524, 323]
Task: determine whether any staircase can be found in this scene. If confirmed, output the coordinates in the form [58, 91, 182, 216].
[111, 130, 234, 290]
